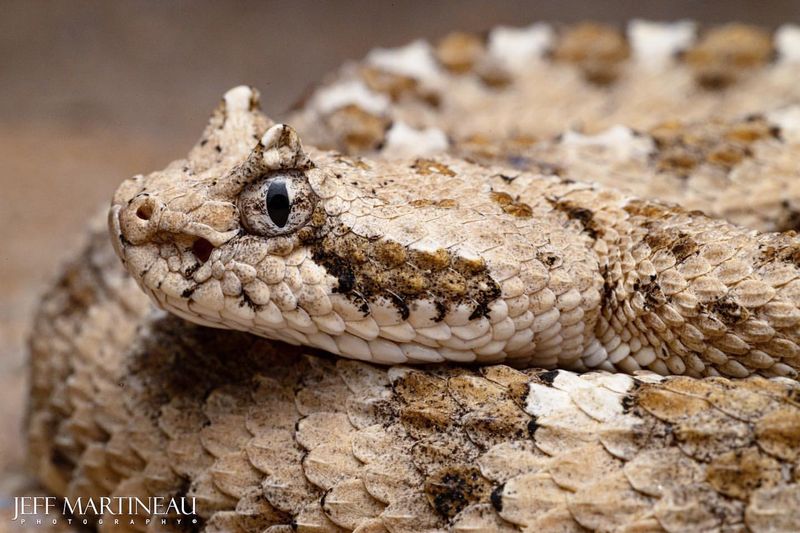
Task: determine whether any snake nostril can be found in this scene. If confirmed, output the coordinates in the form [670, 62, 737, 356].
[119, 196, 163, 244]
[135, 203, 154, 220]
[192, 238, 214, 262]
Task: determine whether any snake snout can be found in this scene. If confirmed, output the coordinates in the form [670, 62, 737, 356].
[118, 194, 165, 245]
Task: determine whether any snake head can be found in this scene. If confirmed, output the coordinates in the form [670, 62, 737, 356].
[109, 86, 341, 341]
[110, 86, 603, 367]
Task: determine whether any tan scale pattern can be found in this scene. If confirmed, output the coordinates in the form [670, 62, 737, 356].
[467, 115, 800, 233]
[289, 22, 800, 152]
[27, 232, 800, 531]
[292, 23, 800, 234]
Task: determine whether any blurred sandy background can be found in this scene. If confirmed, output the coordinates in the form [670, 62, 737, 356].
[2, 0, 800, 504]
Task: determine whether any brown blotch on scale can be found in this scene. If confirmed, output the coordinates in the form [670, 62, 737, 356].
[490, 191, 533, 219]
[456, 134, 564, 175]
[394, 371, 458, 433]
[437, 271, 467, 296]
[361, 65, 440, 107]
[642, 230, 699, 263]
[372, 240, 407, 267]
[633, 382, 710, 422]
[683, 24, 774, 89]
[333, 235, 369, 264]
[452, 256, 487, 275]
[548, 197, 601, 238]
[670, 235, 700, 262]
[424, 465, 493, 519]
[654, 148, 700, 174]
[413, 249, 450, 271]
[310, 205, 328, 229]
[490, 191, 514, 206]
[725, 116, 778, 143]
[624, 199, 685, 220]
[551, 22, 631, 85]
[478, 64, 513, 89]
[707, 144, 748, 167]
[435, 32, 485, 74]
[410, 198, 460, 209]
[466, 407, 531, 447]
[457, 133, 502, 162]
[505, 380, 532, 408]
[296, 226, 316, 243]
[412, 158, 456, 176]
[324, 104, 391, 154]
[435, 198, 459, 208]
[394, 271, 428, 293]
[361, 65, 419, 101]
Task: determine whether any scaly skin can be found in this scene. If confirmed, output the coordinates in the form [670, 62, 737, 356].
[25, 21, 800, 532]
[290, 21, 800, 233]
[110, 87, 800, 378]
[289, 22, 800, 158]
[26, 229, 800, 531]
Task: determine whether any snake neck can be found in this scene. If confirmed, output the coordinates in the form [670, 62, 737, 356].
[583, 195, 800, 378]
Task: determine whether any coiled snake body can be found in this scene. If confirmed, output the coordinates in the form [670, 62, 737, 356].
[27, 22, 800, 532]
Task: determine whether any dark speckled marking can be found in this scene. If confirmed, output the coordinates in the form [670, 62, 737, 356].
[643, 229, 699, 263]
[704, 295, 750, 326]
[310, 224, 502, 322]
[181, 287, 196, 299]
[632, 276, 667, 311]
[621, 394, 636, 414]
[669, 235, 699, 262]
[548, 198, 601, 238]
[538, 369, 559, 385]
[424, 465, 492, 519]
[526, 417, 539, 438]
[490, 484, 505, 513]
[759, 240, 800, 268]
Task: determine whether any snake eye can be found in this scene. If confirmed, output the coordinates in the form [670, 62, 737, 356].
[239, 170, 316, 236]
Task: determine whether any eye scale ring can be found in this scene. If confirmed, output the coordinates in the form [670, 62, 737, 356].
[238, 170, 317, 237]
[266, 180, 291, 227]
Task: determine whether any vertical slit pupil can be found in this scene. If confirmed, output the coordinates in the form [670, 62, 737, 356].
[266, 180, 291, 228]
